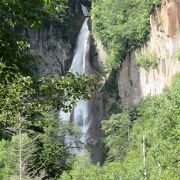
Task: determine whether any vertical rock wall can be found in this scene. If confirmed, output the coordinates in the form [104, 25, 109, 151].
[26, 24, 72, 77]
[24, 1, 84, 77]
[118, 0, 180, 105]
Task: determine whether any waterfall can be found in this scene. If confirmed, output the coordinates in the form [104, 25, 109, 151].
[59, 17, 92, 150]
[81, 4, 89, 17]
[70, 18, 91, 75]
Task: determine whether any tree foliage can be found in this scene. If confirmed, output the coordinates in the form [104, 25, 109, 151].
[0, 73, 96, 136]
[0, 0, 96, 179]
[61, 73, 180, 179]
[102, 107, 137, 162]
[92, 0, 161, 69]
[0, 0, 73, 79]
[0, 115, 82, 179]
[135, 49, 158, 70]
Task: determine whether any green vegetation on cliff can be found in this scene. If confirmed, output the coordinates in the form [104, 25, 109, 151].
[135, 49, 158, 69]
[61, 73, 180, 179]
[92, 0, 161, 69]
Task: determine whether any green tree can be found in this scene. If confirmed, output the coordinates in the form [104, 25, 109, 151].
[0, 73, 96, 137]
[102, 108, 133, 161]
[0, 113, 82, 179]
[38, 113, 82, 178]
[92, 0, 161, 69]
[104, 73, 180, 179]
[61, 73, 180, 180]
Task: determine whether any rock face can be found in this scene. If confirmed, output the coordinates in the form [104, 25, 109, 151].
[118, 0, 180, 105]
[26, 24, 72, 77]
[24, 1, 84, 78]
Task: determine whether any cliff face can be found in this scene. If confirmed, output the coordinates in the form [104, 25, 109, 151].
[24, 1, 84, 78]
[118, 0, 180, 105]
[26, 24, 72, 77]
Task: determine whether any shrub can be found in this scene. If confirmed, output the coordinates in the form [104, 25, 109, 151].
[135, 49, 158, 70]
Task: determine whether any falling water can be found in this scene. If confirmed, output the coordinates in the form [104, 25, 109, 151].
[59, 17, 92, 150]
[81, 4, 89, 17]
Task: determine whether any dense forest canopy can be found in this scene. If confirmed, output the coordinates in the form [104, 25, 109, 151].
[0, 0, 179, 179]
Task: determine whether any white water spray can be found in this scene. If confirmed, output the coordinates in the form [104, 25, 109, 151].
[59, 17, 92, 149]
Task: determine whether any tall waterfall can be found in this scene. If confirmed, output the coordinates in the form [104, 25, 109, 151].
[59, 18, 93, 149]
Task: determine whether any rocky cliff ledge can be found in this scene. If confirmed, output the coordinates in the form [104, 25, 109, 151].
[118, 0, 180, 105]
